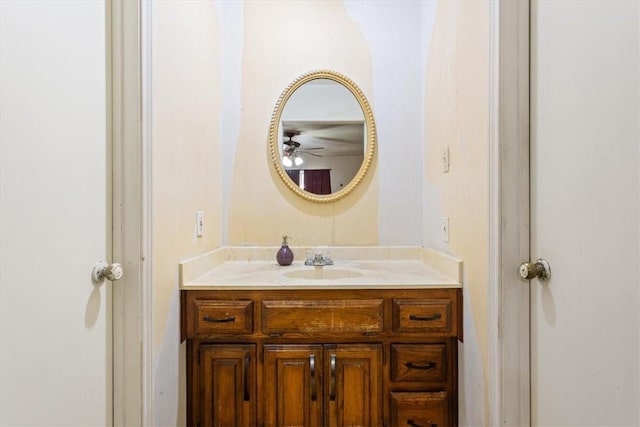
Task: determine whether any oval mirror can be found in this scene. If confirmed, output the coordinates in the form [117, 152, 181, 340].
[269, 70, 376, 203]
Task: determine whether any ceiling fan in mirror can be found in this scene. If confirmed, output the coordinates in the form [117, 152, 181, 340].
[282, 130, 323, 167]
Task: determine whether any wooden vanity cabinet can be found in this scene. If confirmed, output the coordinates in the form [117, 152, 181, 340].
[182, 288, 462, 427]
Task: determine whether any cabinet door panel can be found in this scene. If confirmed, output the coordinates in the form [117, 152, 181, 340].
[200, 344, 255, 427]
[325, 344, 383, 427]
[263, 345, 323, 427]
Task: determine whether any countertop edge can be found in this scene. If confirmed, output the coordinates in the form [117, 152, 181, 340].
[180, 282, 462, 291]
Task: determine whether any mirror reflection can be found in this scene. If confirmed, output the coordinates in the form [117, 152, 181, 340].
[269, 70, 376, 203]
[279, 79, 365, 195]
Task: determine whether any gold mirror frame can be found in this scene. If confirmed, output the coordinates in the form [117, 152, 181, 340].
[269, 70, 376, 203]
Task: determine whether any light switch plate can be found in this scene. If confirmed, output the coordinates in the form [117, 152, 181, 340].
[196, 210, 204, 237]
[443, 147, 450, 173]
[442, 216, 450, 242]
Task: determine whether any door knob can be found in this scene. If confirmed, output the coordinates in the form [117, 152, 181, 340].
[92, 260, 124, 284]
[519, 258, 550, 281]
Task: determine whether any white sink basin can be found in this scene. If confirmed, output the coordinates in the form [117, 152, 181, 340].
[283, 268, 362, 281]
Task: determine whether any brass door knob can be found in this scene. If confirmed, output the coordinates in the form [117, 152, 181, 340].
[519, 258, 551, 280]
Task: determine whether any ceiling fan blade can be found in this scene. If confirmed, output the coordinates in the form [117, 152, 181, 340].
[301, 152, 323, 158]
[313, 136, 356, 143]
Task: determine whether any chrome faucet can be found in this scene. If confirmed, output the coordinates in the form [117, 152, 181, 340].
[305, 251, 333, 266]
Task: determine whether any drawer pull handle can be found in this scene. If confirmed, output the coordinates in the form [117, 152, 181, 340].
[329, 354, 336, 401]
[310, 354, 317, 401]
[409, 313, 442, 322]
[203, 315, 235, 323]
[405, 361, 436, 370]
[407, 420, 437, 427]
[243, 354, 250, 401]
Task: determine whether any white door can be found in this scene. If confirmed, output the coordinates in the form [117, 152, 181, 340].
[530, 1, 639, 425]
[0, 1, 113, 425]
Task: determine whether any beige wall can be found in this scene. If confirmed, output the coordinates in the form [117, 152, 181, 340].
[227, 1, 378, 247]
[150, 1, 491, 425]
[151, 2, 222, 423]
[424, 1, 490, 424]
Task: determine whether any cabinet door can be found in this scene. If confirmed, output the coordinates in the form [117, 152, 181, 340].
[263, 345, 323, 427]
[199, 344, 256, 427]
[325, 344, 383, 427]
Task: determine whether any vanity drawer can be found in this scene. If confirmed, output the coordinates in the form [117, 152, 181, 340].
[391, 344, 446, 382]
[261, 299, 383, 334]
[390, 391, 449, 427]
[392, 298, 452, 334]
[193, 300, 253, 335]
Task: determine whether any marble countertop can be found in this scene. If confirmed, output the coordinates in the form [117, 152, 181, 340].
[180, 246, 462, 290]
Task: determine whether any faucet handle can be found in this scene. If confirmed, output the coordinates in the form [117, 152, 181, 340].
[304, 250, 314, 266]
[304, 249, 334, 266]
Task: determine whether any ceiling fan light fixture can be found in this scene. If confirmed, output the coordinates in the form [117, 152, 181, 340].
[294, 156, 303, 166]
[282, 156, 293, 167]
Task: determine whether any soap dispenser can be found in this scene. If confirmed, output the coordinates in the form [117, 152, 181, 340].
[276, 235, 294, 266]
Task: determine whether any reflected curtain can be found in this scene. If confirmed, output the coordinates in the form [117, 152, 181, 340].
[305, 169, 331, 195]
[286, 170, 300, 186]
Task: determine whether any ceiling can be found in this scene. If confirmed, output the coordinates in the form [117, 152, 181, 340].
[282, 121, 365, 157]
